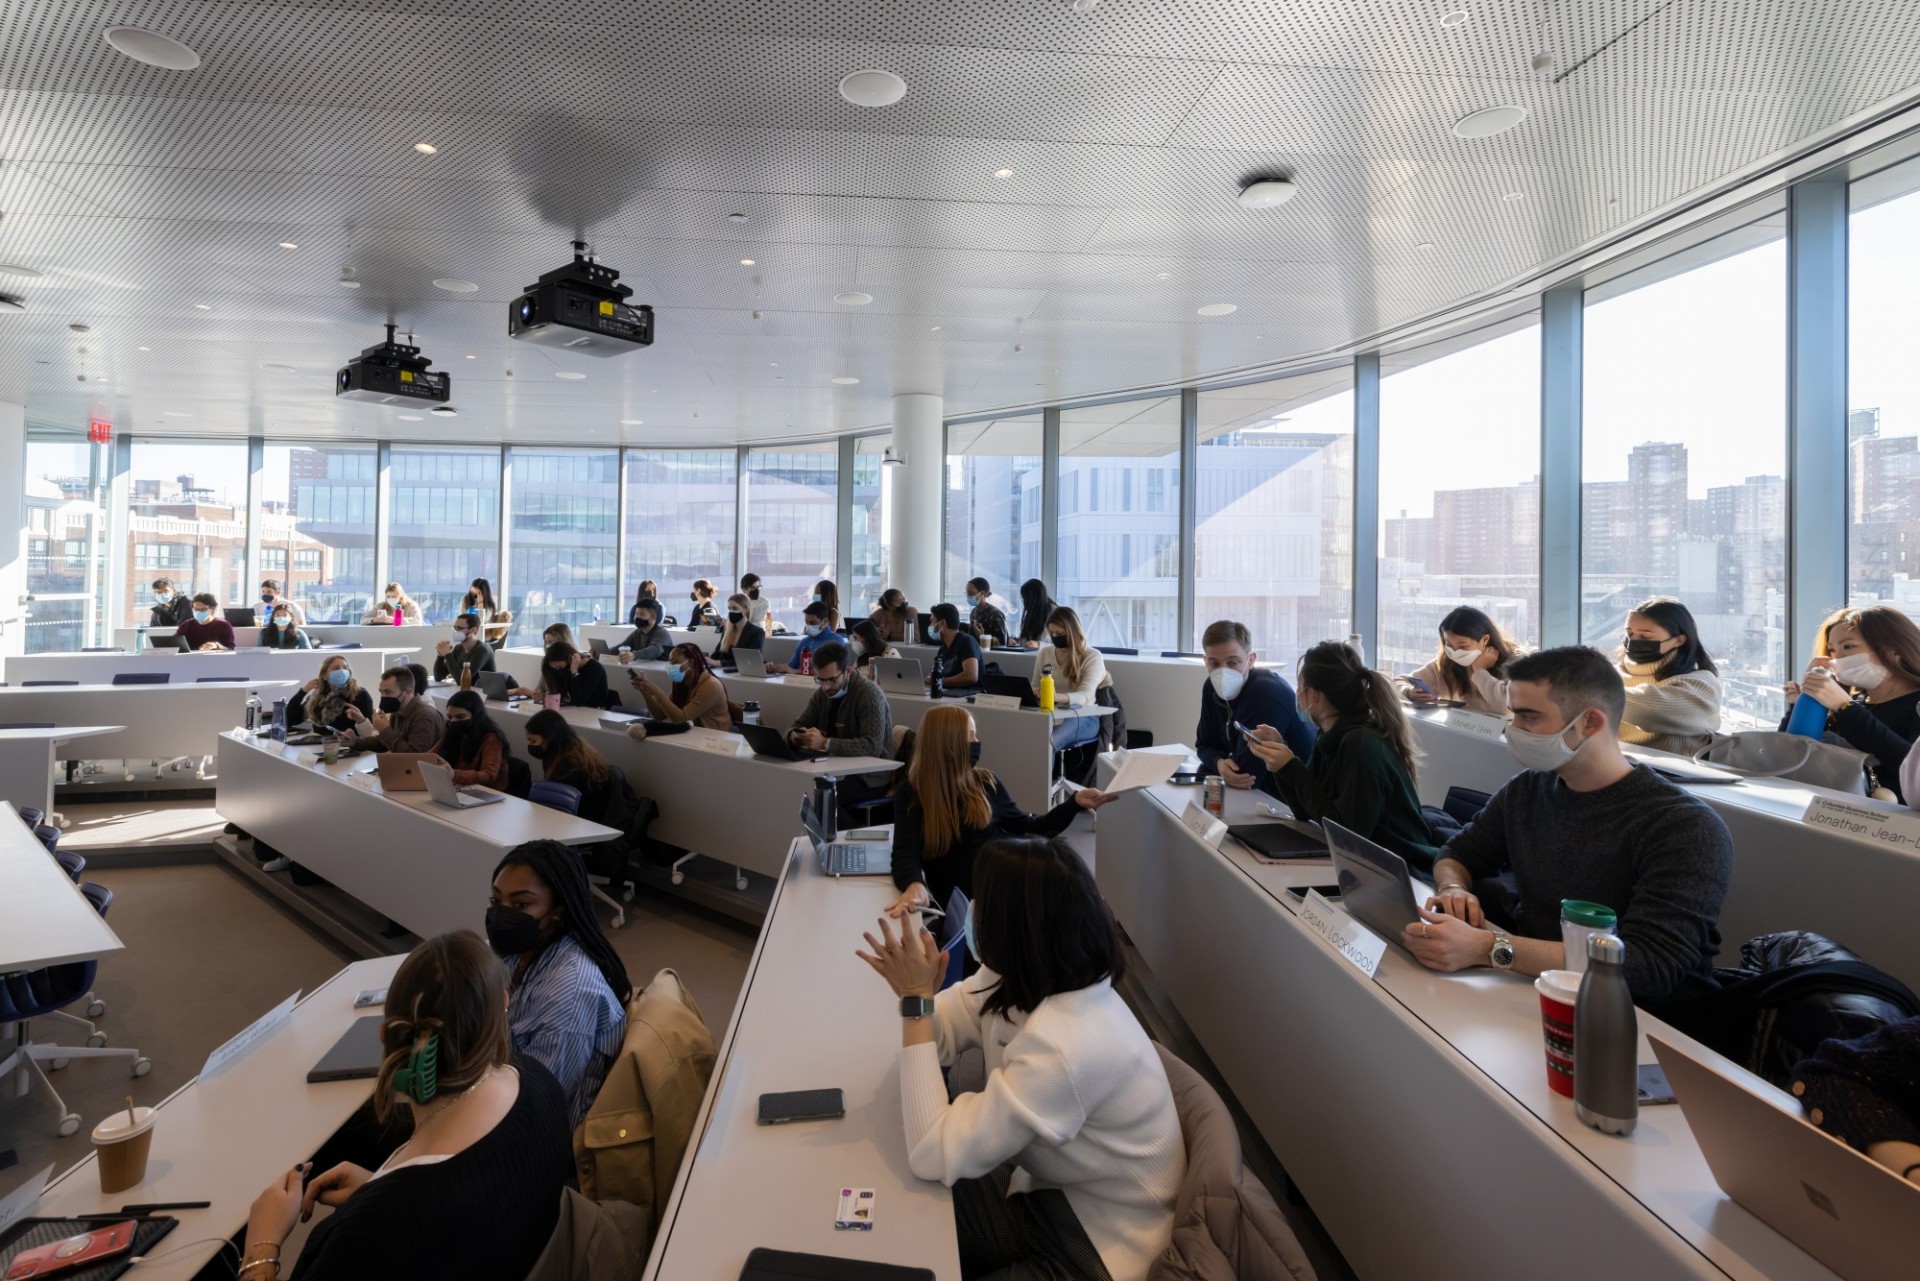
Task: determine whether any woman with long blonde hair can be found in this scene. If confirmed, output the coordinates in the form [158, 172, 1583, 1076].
[1034, 605, 1111, 751]
[712, 591, 767, 665]
[885, 705, 1115, 918]
[363, 581, 423, 626]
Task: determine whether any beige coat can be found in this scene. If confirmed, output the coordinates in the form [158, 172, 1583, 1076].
[1617, 662, 1722, 755]
[1406, 656, 1511, 717]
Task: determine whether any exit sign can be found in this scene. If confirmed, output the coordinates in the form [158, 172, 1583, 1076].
[88, 419, 112, 444]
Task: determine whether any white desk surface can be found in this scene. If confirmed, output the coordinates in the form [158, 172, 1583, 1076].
[0, 804, 124, 970]
[0, 725, 121, 744]
[0, 681, 302, 697]
[31, 956, 406, 1281]
[643, 841, 960, 1280]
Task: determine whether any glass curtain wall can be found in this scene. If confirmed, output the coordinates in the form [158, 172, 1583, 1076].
[1058, 398, 1181, 651]
[508, 447, 618, 634]
[623, 449, 737, 623]
[261, 444, 375, 622]
[1378, 322, 1541, 674]
[388, 445, 501, 622]
[946, 415, 1042, 611]
[1582, 223, 1788, 729]
[1848, 159, 1920, 608]
[125, 440, 249, 623]
[852, 436, 890, 613]
[1196, 372, 1354, 658]
[24, 438, 108, 651]
[742, 443, 838, 634]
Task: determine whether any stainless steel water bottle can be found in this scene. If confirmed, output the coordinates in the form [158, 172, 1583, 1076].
[1573, 933, 1638, 1135]
[813, 774, 839, 836]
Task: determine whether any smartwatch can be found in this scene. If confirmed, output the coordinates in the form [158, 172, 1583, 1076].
[1489, 932, 1516, 971]
[899, 996, 935, 1020]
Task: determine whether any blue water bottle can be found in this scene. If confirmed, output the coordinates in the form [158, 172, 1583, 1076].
[1785, 687, 1829, 739]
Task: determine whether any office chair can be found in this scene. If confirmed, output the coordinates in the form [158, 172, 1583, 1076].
[0, 883, 151, 1136]
[110, 672, 170, 685]
[0, 722, 55, 730]
[526, 781, 629, 927]
[195, 675, 251, 682]
[1094, 645, 1139, 656]
[1161, 650, 1203, 659]
[16, 807, 45, 827]
[80, 647, 125, 653]
[20, 681, 78, 687]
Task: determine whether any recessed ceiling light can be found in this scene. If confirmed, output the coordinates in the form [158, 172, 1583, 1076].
[769, 362, 779, 367]
[1502, 191, 1527, 202]
[832, 376, 860, 385]
[162, 410, 191, 418]
[834, 291, 873, 305]
[278, 241, 299, 250]
[398, 413, 423, 421]
[1439, 9, 1469, 28]
[0, 264, 44, 278]
[68, 323, 89, 333]
[137, 345, 150, 351]
[1155, 272, 1171, 280]
[193, 302, 210, 310]
[1072, 0, 1100, 10]
[1236, 179, 1298, 209]
[1197, 303, 1238, 316]
[1416, 241, 1436, 250]
[102, 26, 201, 70]
[1452, 105, 1529, 139]
[740, 258, 755, 266]
[260, 362, 294, 371]
[621, 418, 644, 425]
[727, 213, 747, 224]
[431, 404, 458, 417]
[993, 168, 1014, 179]
[555, 370, 586, 380]
[413, 142, 438, 154]
[337, 267, 360, 289]
[433, 278, 478, 292]
[1254, 334, 1265, 339]
[838, 69, 907, 107]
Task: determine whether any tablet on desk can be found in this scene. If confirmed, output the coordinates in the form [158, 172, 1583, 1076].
[306, 1016, 384, 1083]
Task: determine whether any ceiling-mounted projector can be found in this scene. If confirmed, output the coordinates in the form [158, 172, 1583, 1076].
[508, 241, 653, 357]
[335, 323, 450, 404]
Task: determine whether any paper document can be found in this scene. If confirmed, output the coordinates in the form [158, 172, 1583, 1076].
[1105, 751, 1184, 793]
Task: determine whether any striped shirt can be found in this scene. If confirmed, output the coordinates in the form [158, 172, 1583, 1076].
[508, 934, 626, 1130]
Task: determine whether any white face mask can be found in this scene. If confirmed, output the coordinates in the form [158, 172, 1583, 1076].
[850, 637, 867, 657]
[804, 621, 823, 637]
[385, 595, 399, 606]
[1505, 718, 1591, 774]
[1210, 666, 1247, 701]
[1831, 654, 1889, 691]
[1447, 646, 1484, 667]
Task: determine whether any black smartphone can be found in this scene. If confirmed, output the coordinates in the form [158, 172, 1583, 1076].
[757, 1088, 845, 1125]
[1168, 771, 1203, 786]
[1285, 884, 1342, 901]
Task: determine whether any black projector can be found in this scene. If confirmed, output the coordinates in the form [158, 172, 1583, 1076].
[509, 244, 653, 357]
[335, 325, 450, 405]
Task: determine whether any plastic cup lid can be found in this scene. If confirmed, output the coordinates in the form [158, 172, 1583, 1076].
[1535, 969, 1581, 1002]
[92, 1106, 156, 1143]
[1560, 899, 1617, 928]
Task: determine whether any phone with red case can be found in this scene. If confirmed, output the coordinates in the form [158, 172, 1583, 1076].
[4, 1221, 138, 1280]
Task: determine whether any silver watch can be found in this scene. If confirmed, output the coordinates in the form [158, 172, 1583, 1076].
[1488, 932, 1516, 971]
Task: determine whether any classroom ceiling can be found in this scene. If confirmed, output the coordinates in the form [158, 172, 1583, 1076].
[0, 0, 1916, 447]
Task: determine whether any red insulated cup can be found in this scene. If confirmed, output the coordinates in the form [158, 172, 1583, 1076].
[1535, 969, 1581, 1098]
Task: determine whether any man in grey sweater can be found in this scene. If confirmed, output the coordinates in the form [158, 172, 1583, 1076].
[788, 641, 895, 822]
[1404, 645, 1733, 1007]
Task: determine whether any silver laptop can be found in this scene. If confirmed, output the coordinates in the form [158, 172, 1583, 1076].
[799, 794, 891, 877]
[732, 647, 770, 678]
[420, 758, 505, 809]
[1650, 1035, 1919, 1280]
[874, 656, 923, 694]
[1323, 820, 1422, 942]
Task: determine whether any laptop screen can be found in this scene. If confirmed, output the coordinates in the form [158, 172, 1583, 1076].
[797, 794, 830, 851]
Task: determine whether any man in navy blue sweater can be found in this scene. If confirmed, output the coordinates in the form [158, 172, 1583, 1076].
[1195, 619, 1315, 790]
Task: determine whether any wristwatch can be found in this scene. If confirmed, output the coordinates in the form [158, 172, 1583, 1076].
[1488, 932, 1516, 971]
[899, 996, 935, 1020]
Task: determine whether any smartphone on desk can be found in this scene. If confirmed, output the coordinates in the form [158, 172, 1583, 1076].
[757, 1088, 845, 1125]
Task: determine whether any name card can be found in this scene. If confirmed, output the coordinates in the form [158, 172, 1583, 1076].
[1181, 800, 1227, 847]
[1444, 710, 1509, 741]
[1296, 890, 1388, 979]
[699, 734, 745, 756]
[973, 693, 1023, 710]
[0, 1166, 53, 1238]
[1802, 795, 1920, 853]
[202, 989, 300, 1079]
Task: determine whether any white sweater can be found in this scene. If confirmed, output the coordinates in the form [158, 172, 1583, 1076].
[899, 973, 1184, 1281]
[1031, 643, 1108, 702]
[1617, 661, 1722, 755]
[1406, 656, 1510, 716]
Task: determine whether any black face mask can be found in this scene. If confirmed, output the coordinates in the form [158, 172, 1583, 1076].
[727, 611, 744, 625]
[968, 741, 983, 765]
[484, 904, 544, 957]
[379, 695, 402, 713]
[1624, 638, 1667, 664]
[527, 743, 547, 760]
[747, 587, 760, 600]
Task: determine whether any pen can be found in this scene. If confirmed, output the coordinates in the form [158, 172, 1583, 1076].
[120, 1200, 211, 1214]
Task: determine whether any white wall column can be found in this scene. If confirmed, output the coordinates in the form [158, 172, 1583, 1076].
[887, 393, 944, 608]
[0, 401, 27, 658]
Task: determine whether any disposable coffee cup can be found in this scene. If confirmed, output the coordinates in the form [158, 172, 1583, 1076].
[92, 1105, 157, 1194]
[1535, 970, 1581, 1098]
[543, 694, 561, 711]
[1559, 900, 1618, 976]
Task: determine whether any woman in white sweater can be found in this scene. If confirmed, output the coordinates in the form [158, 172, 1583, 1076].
[1400, 604, 1525, 717]
[1033, 606, 1110, 751]
[859, 836, 1184, 1281]
[1617, 596, 1722, 755]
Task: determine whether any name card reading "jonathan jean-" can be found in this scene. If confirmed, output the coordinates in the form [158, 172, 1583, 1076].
[202, 989, 301, 1078]
[1802, 795, 1920, 853]
[1296, 890, 1388, 980]
[972, 693, 1024, 710]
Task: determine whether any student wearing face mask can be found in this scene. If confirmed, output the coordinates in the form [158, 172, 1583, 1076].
[178, 592, 237, 651]
[1015, 578, 1058, 649]
[1783, 605, 1920, 801]
[629, 642, 730, 731]
[786, 642, 896, 816]
[260, 604, 312, 650]
[740, 572, 770, 628]
[627, 580, 661, 629]
[886, 706, 1114, 919]
[257, 579, 306, 628]
[1615, 596, 1721, 755]
[615, 598, 672, 663]
[345, 665, 446, 754]
[1403, 646, 1733, 1012]
[1033, 607, 1109, 750]
[767, 600, 841, 676]
[523, 710, 629, 830]
[812, 579, 844, 631]
[687, 577, 719, 627]
[1195, 619, 1313, 790]
[461, 578, 498, 626]
[432, 614, 496, 685]
[290, 655, 374, 730]
[1400, 605, 1525, 716]
[426, 690, 510, 789]
[362, 581, 423, 626]
[847, 617, 900, 674]
[712, 592, 766, 664]
[147, 577, 194, 629]
[964, 577, 1010, 648]
[487, 841, 631, 1129]
[1245, 641, 1441, 874]
[870, 587, 918, 644]
[531, 641, 613, 709]
[925, 602, 984, 690]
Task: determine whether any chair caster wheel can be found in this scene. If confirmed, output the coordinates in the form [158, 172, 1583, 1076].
[622, 887, 635, 902]
[87, 1032, 107, 1048]
[87, 1000, 106, 1017]
[735, 875, 748, 891]
[50, 1056, 69, 1071]
[133, 1057, 153, 1077]
[58, 1113, 81, 1137]
[670, 871, 684, 886]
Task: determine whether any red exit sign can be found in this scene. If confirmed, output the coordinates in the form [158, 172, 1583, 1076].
[88, 419, 112, 444]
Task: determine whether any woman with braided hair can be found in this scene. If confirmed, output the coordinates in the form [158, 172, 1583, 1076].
[240, 931, 572, 1281]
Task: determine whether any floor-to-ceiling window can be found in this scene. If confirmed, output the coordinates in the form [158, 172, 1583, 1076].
[388, 445, 501, 623]
[946, 415, 1042, 617]
[261, 444, 375, 623]
[1378, 321, 1541, 674]
[1058, 398, 1180, 651]
[1848, 157, 1920, 609]
[125, 440, 249, 624]
[1196, 371, 1354, 660]
[508, 448, 618, 635]
[743, 444, 837, 634]
[852, 436, 890, 614]
[25, 436, 107, 651]
[623, 449, 737, 622]
[1583, 220, 1788, 729]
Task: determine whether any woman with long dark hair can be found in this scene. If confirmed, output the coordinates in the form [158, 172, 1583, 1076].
[1617, 596, 1721, 755]
[813, 578, 843, 632]
[427, 688, 510, 790]
[1015, 577, 1057, 648]
[1247, 640, 1440, 873]
[847, 616, 899, 673]
[629, 641, 730, 730]
[1401, 605, 1525, 716]
[533, 640, 612, 708]
[1785, 605, 1920, 799]
[487, 841, 631, 1128]
[870, 587, 917, 644]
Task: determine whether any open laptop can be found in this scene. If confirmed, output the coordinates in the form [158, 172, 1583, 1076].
[874, 656, 923, 695]
[1650, 1035, 1919, 1280]
[731, 648, 771, 678]
[1323, 820, 1423, 942]
[587, 636, 616, 657]
[374, 753, 434, 791]
[306, 1015, 385, 1083]
[420, 758, 505, 809]
[739, 721, 824, 762]
[476, 670, 521, 703]
[224, 606, 258, 628]
[798, 794, 891, 877]
[1227, 817, 1329, 860]
[978, 671, 1040, 708]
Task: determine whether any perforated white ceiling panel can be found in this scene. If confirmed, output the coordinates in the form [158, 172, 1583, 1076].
[0, 0, 1915, 444]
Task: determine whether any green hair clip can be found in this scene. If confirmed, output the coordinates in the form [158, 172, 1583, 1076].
[391, 1031, 440, 1103]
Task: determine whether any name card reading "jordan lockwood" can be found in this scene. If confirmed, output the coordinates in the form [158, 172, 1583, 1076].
[972, 693, 1023, 710]
[1296, 890, 1388, 980]
[202, 989, 301, 1078]
[1181, 800, 1228, 848]
[1802, 795, 1920, 854]
[1443, 710, 1509, 741]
